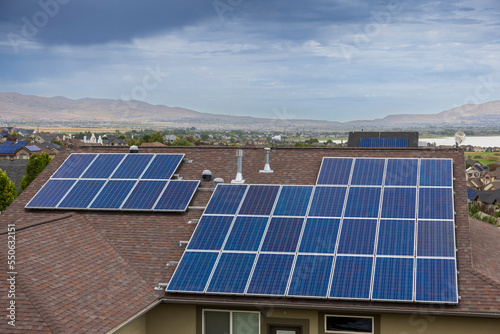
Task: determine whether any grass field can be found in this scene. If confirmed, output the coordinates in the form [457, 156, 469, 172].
[465, 152, 500, 166]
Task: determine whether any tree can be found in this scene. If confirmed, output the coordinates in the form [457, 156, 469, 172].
[149, 131, 164, 144]
[19, 152, 53, 193]
[172, 138, 194, 146]
[0, 169, 17, 212]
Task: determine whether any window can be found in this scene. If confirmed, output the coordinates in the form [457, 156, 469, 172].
[325, 315, 373, 334]
[204, 310, 260, 334]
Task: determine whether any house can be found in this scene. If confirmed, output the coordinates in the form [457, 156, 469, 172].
[1, 146, 500, 333]
[32, 133, 63, 144]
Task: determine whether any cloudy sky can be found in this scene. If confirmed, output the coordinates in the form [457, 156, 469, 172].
[0, 0, 499, 121]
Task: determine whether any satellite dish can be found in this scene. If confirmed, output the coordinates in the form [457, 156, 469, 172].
[454, 131, 466, 145]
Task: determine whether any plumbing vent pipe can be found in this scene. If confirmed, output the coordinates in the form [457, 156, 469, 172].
[129, 145, 138, 153]
[259, 147, 274, 173]
[213, 178, 224, 188]
[231, 150, 245, 183]
[202, 170, 212, 181]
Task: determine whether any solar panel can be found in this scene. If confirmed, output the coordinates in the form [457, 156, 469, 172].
[167, 157, 457, 305]
[359, 138, 408, 148]
[299, 218, 340, 254]
[376, 220, 415, 256]
[419, 159, 453, 187]
[330, 256, 373, 299]
[26, 153, 195, 212]
[204, 184, 248, 215]
[381, 187, 416, 219]
[25, 179, 76, 208]
[246, 254, 294, 295]
[350, 158, 385, 185]
[308, 186, 346, 217]
[416, 258, 458, 303]
[187, 215, 234, 250]
[206, 253, 256, 294]
[261, 217, 304, 252]
[121, 180, 167, 210]
[58, 180, 106, 208]
[238, 185, 280, 215]
[288, 255, 334, 297]
[0, 141, 28, 154]
[81, 154, 126, 179]
[273, 185, 313, 216]
[167, 251, 219, 292]
[224, 216, 268, 251]
[141, 154, 184, 179]
[154, 180, 200, 211]
[316, 158, 353, 185]
[372, 257, 413, 301]
[337, 219, 377, 255]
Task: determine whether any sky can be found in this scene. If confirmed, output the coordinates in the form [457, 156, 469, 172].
[0, 0, 499, 122]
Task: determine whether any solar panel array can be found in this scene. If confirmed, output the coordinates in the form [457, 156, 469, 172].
[26, 153, 200, 212]
[167, 157, 458, 304]
[0, 141, 28, 154]
[359, 138, 408, 148]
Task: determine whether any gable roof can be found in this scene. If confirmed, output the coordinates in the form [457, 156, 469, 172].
[2, 145, 500, 332]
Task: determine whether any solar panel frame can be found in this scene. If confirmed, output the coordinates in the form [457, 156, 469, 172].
[140, 154, 184, 180]
[25, 179, 77, 208]
[89, 180, 137, 209]
[204, 184, 249, 215]
[316, 157, 354, 185]
[371, 257, 414, 301]
[350, 158, 386, 186]
[272, 185, 314, 217]
[287, 254, 334, 298]
[80, 154, 127, 179]
[419, 158, 453, 187]
[238, 185, 280, 216]
[246, 253, 295, 296]
[206, 252, 257, 294]
[153, 180, 200, 212]
[166, 251, 219, 293]
[51, 153, 98, 179]
[57, 179, 107, 209]
[415, 258, 458, 303]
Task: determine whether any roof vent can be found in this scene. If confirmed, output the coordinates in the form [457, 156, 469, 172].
[259, 147, 274, 173]
[231, 150, 245, 183]
[202, 170, 212, 181]
[213, 177, 224, 188]
[129, 145, 138, 153]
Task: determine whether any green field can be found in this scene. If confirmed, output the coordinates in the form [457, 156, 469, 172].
[465, 152, 500, 166]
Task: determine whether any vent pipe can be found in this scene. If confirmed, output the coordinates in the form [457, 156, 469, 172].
[202, 170, 212, 181]
[231, 150, 245, 183]
[213, 177, 224, 188]
[129, 145, 138, 153]
[259, 147, 273, 173]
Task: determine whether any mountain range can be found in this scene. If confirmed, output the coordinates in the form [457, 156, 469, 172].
[1, 92, 499, 130]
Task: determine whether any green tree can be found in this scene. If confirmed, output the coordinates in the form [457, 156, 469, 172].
[0, 169, 17, 212]
[19, 152, 53, 193]
[150, 131, 164, 144]
[172, 138, 194, 146]
[294, 142, 305, 147]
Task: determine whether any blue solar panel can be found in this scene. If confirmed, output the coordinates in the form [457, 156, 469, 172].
[187, 215, 234, 250]
[261, 217, 304, 252]
[58, 180, 106, 208]
[121, 180, 167, 210]
[416, 258, 458, 303]
[308, 187, 347, 217]
[25, 179, 76, 208]
[247, 254, 294, 295]
[372, 257, 413, 301]
[350, 159, 385, 185]
[381, 187, 416, 219]
[224, 216, 268, 251]
[330, 256, 373, 299]
[417, 220, 455, 257]
[273, 185, 313, 216]
[385, 159, 418, 186]
[206, 253, 256, 294]
[344, 187, 381, 218]
[141, 154, 184, 179]
[420, 159, 453, 187]
[90, 180, 136, 209]
[52, 154, 97, 178]
[467, 187, 478, 200]
[81, 154, 125, 179]
[299, 218, 340, 254]
[288, 255, 334, 297]
[337, 219, 377, 255]
[0, 141, 28, 154]
[238, 185, 280, 215]
[377, 220, 415, 256]
[167, 252, 219, 292]
[0, 141, 13, 153]
[204, 184, 247, 215]
[317, 158, 353, 185]
[111, 154, 154, 179]
[418, 188, 454, 220]
[359, 138, 408, 148]
[154, 180, 199, 211]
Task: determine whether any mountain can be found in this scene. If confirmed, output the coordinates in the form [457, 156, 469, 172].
[1, 92, 499, 130]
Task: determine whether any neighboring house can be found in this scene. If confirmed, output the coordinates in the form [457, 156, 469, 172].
[16, 128, 36, 136]
[2, 146, 500, 334]
[474, 189, 500, 208]
[33, 133, 63, 144]
[0, 141, 55, 159]
[103, 137, 127, 146]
